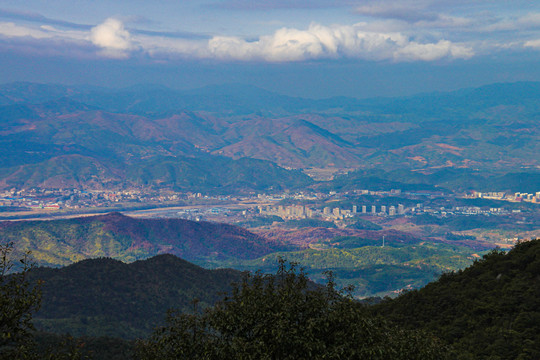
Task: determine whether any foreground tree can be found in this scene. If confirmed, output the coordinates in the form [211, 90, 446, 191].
[137, 260, 449, 360]
[0, 242, 89, 360]
[0, 242, 41, 359]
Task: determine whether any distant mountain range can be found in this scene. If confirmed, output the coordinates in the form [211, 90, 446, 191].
[0, 81, 539, 191]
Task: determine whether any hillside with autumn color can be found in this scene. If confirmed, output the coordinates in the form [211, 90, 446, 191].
[0, 212, 288, 268]
[0, 82, 539, 192]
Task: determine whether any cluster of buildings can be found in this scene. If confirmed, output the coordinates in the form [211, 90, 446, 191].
[259, 203, 407, 220]
[0, 188, 233, 212]
[1, 185, 537, 221]
[260, 205, 315, 219]
[347, 204, 406, 217]
[418, 206, 515, 216]
[472, 191, 540, 203]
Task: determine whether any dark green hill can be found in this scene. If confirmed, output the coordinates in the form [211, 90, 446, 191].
[327, 167, 540, 193]
[373, 239, 540, 359]
[1, 212, 285, 268]
[345, 219, 382, 231]
[27, 254, 244, 339]
[125, 155, 312, 192]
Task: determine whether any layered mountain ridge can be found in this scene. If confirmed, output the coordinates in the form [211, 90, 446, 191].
[0, 81, 539, 191]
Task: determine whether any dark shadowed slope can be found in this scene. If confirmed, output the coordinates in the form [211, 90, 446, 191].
[373, 239, 540, 359]
[27, 254, 244, 338]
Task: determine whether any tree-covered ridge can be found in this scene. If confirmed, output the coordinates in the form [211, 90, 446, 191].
[345, 219, 382, 230]
[214, 242, 477, 297]
[373, 239, 540, 359]
[137, 260, 449, 360]
[27, 254, 244, 339]
[1, 213, 284, 268]
[3, 239, 540, 359]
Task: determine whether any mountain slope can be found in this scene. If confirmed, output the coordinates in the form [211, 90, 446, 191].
[0, 97, 314, 191]
[0, 81, 539, 183]
[373, 239, 540, 359]
[1, 213, 286, 267]
[28, 254, 244, 338]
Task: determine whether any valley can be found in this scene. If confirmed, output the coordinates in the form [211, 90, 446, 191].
[2, 1, 540, 358]
[1, 80, 538, 338]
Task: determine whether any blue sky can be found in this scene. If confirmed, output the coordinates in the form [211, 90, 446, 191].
[1, 0, 539, 98]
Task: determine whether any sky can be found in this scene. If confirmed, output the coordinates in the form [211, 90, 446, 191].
[0, 0, 539, 98]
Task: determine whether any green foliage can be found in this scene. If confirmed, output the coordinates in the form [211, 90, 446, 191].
[0, 242, 95, 360]
[34, 333, 134, 360]
[283, 218, 337, 229]
[345, 219, 382, 230]
[221, 243, 476, 297]
[28, 255, 243, 339]
[1, 213, 280, 269]
[126, 156, 313, 193]
[0, 241, 41, 359]
[326, 168, 540, 193]
[137, 260, 449, 359]
[373, 239, 540, 359]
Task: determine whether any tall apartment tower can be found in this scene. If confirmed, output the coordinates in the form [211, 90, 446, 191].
[398, 204, 405, 215]
[352, 205, 357, 214]
[371, 205, 376, 214]
[362, 205, 367, 213]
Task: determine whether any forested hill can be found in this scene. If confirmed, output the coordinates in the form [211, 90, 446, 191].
[373, 239, 540, 359]
[1, 212, 286, 268]
[28, 254, 244, 339]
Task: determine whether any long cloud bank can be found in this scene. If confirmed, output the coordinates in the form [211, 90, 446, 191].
[0, 17, 517, 63]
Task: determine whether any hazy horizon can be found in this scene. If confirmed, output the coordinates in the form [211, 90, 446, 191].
[1, 1, 540, 98]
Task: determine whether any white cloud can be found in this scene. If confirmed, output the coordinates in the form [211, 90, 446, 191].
[518, 13, 540, 27]
[395, 39, 473, 61]
[0, 19, 474, 62]
[90, 18, 133, 58]
[206, 23, 473, 62]
[0, 22, 52, 39]
[524, 39, 540, 49]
